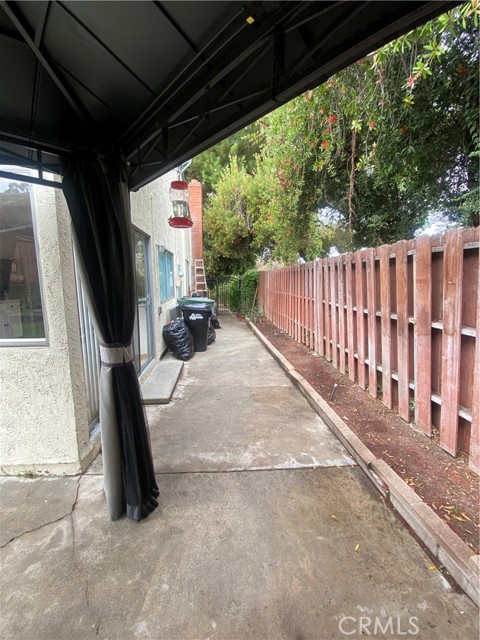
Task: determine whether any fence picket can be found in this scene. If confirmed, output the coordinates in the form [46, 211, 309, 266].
[346, 254, 355, 382]
[355, 251, 366, 389]
[318, 261, 325, 357]
[296, 264, 299, 340]
[310, 263, 315, 349]
[257, 228, 478, 476]
[313, 262, 318, 353]
[304, 264, 308, 347]
[380, 245, 392, 408]
[297, 264, 301, 343]
[330, 258, 338, 368]
[338, 257, 346, 374]
[414, 236, 432, 433]
[324, 262, 331, 361]
[366, 248, 377, 397]
[396, 241, 410, 422]
[293, 266, 296, 338]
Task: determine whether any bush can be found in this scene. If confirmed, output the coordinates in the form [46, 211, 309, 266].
[239, 269, 259, 315]
[227, 278, 241, 312]
[226, 270, 260, 315]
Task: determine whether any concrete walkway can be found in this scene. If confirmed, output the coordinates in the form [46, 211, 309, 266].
[1, 317, 478, 640]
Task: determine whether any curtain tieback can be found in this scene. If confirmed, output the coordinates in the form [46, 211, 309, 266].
[99, 342, 133, 367]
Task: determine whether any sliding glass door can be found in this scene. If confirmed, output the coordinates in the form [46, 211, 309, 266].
[132, 229, 154, 373]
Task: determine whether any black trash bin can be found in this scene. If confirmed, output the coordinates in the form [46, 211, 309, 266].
[180, 303, 212, 352]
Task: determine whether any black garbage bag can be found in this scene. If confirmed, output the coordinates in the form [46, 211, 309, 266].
[162, 320, 194, 361]
[211, 316, 221, 329]
[208, 324, 216, 345]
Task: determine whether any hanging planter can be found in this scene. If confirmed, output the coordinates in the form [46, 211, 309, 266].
[168, 180, 193, 228]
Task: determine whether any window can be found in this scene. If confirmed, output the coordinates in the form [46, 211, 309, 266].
[0, 177, 46, 342]
[158, 248, 174, 301]
[176, 263, 182, 299]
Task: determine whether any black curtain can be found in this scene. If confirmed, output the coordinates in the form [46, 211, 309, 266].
[61, 153, 158, 521]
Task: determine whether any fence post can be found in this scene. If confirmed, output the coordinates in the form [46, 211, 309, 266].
[440, 229, 464, 455]
[469, 236, 480, 473]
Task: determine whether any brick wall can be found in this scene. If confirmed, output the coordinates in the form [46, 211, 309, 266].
[188, 179, 203, 262]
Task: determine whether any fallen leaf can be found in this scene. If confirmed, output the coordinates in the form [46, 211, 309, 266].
[355, 544, 360, 552]
[428, 565, 437, 571]
[331, 514, 337, 519]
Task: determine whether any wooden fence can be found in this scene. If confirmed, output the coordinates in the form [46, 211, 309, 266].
[258, 227, 480, 475]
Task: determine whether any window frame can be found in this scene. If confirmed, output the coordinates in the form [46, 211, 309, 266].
[0, 175, 49, 347]
[158, 247, 175, 302]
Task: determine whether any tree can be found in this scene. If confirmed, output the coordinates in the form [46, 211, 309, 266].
[191, 1, 479, 276]
[256, 1, 479, 249]
[202, 157, 257, 277]
[185, 125, 260, 198]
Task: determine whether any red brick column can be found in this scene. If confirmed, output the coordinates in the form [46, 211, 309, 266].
[188, 179, 203, 261]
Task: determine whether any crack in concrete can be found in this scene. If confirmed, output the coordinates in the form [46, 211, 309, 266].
[70, 477, 102, 638]
[0, 476, 81, 549]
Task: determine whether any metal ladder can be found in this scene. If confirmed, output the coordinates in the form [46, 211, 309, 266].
[194, 258, 207, 294]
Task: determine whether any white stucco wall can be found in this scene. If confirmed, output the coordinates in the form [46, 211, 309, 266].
[131, 170, 192, 360]
[0, 184, 98, 474]
[0, 170, 190, 473]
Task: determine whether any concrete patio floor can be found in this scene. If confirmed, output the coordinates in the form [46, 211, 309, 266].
[1, 316, 478, 639]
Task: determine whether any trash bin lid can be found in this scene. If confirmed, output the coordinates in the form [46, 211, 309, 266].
[180, 302, 211, 310]
[178, 296, 215, 306]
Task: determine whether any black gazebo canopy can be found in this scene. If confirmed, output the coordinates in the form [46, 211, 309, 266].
[0, 0, 459, 522]
[1, 1, 458, 190]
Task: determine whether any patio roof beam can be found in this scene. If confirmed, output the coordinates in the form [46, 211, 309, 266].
[29, 3, 50, 149]
[116, 5, 247, 150]
[152, 1, 199, 54]
[1, 0, 98, 139]
[126, 29, 275, 160]
[165, 46, 275, 159]
[288, 2, 368, 79]
[33, 0, 49, 47]
[0, 168, 61, 188]
[123, 3, 304, 159]
[0, 129, 89, 156]
[284, 1, 343, 35]
[167, 88, 271, 131]
[146, 34, 273, 160]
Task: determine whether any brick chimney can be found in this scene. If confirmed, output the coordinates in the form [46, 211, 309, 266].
[188, 179, 203, 262]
